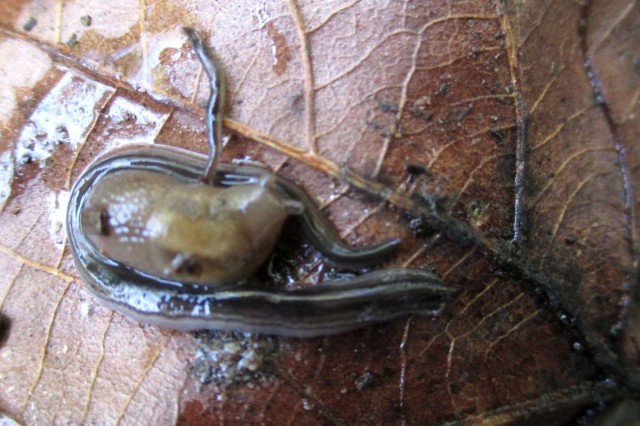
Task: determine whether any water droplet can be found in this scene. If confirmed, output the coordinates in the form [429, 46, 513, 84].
[302, 399, 314, 411]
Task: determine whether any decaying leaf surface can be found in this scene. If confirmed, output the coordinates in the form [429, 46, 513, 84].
[0, 0, 638, 424]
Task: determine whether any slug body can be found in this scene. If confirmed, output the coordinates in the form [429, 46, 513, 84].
[81, 168, 301, 286]
[66, 29, 459, 337]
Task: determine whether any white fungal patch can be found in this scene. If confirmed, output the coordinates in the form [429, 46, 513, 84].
[14, 72, 114, 168]
[0, 152, 14, 209]
[47, 190, 70, 248]
[98, 96, 168, 152]
[78, 301, 92, 319]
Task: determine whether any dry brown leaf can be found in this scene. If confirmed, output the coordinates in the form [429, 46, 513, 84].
[0, 0, 638, 424]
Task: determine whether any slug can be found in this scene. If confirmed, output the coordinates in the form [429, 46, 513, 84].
[66, 28, 460, 337]
[80, 169, 303, 286]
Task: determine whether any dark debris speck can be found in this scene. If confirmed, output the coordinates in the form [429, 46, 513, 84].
[80, 15, 92, 27]
[355, 369, 375, 391]
[23, 17, 37, 32]
[66, 33, 79, 48]
[378, 100, 399, 114]
[404, 162, 428, 176]
[490, 128, 506, 145]
[0, 313, 10, 348]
